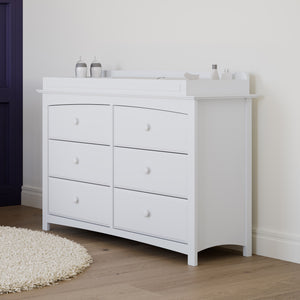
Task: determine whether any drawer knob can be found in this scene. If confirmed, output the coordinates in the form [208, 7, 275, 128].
[73, 157, 80, 164]
[144, 167, 151, 174]
[74, 197, 79, 204]
[74, 118, 80, 125]
[145, 123, 151, 131]
[144, 210, 151, 218]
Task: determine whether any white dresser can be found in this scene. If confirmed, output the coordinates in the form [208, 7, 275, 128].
[39, 72, 255, 266]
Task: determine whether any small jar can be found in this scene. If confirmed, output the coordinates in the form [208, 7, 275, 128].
[90, 57, 102, 78]
[75, 56, 87, 78]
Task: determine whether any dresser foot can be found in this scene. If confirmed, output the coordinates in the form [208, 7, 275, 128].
[187, 251, 198, 266]
[243, 245, 252, 257]
[43, 222, 50, 231]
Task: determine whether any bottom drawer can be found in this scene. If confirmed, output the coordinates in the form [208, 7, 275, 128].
[114, 189, 188, 243]
[48, 178, 111, 226]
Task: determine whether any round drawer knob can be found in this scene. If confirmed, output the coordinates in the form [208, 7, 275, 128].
[144, 210, 151, 218]
[74, 118, 80, 125]
[145, 123, 151, 131]
[74, 197, 79, 204]
[145, 167, 151, 174]
[73, 157, 79, 164]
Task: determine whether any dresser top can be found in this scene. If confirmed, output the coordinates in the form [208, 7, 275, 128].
[39, 73, 255, 99]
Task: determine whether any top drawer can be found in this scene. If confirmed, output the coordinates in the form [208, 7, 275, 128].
[49, 105, 111, 145]
[114, 106, 189, 153]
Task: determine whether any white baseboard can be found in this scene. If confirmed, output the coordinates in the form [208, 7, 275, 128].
[253, 228, 300, 264]
[21, 185, 42, 209]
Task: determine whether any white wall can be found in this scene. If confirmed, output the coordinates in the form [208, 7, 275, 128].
[23, 0, 300, 264]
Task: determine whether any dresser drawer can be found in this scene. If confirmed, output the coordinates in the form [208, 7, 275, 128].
[49, 105, 111, 144]
[114, 106, 188, 153]
[49, 178, 111, 225]
[114, 189, 188, 243]
[49, 140, 111, 185]
[114, 147, 188, 198]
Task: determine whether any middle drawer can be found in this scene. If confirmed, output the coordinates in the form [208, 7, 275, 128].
[114, 147, 188, 198]
[49, 140, 111, 185]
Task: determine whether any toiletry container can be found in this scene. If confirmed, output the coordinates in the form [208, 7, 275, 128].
[90, 57, 102, 78]
[75, 57, 87, 78]
[221, 69, 233, 80]
[210, 64, 219, 80]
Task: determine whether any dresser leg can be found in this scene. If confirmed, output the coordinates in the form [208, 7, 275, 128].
[43, 222, 50, 231]
[243, 245, 252, 257]
[187, 251, 198, 266]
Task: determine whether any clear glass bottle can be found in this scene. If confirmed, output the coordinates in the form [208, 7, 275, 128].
[75, 56, 87, 78]
[210, 64, 220, 80]
[90, 57, 102, 78]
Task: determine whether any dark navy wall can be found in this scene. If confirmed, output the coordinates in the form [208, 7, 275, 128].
[0, 0, 22, 206]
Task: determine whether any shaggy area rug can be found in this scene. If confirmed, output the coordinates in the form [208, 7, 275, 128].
[0, 226, 93, 294]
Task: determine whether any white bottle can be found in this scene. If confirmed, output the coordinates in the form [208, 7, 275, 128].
[75, 56, 87, 78]
[221, 69, 232, 80]
[90, 57, 102, 78]
[210, 64, 219, 80]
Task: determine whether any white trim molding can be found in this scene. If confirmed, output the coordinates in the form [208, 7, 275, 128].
[21, 185, 42, 209]
[253, 228, 300, 264]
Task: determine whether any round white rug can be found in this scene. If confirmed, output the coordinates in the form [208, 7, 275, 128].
[0, 226, 93, 294]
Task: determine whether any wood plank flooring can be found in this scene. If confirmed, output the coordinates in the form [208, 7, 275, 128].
[1, 205, 300, 299]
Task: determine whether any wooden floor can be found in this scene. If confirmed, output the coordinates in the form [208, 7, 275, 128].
[1, 206, 300, 300]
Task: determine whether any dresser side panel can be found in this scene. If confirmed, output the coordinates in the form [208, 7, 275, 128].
[197, 99, 246, 250]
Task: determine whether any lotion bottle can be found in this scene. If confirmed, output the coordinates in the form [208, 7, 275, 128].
[210, 64, 219, 80]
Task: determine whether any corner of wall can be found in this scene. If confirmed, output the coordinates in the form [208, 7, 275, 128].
[21, 185, 42, 209]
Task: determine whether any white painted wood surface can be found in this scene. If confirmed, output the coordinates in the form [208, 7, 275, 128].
[114, 106, 189, 153]
[114, 188, 188, 243]
[114, 147, 188, 199]
[49, 140, 111, 185]
[197, 100, 246, 250]
[39, 73, 255, 266]
[40, 72, 252, 98]
[49, 104, 111, 145]
[49, 178, 111, 225]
